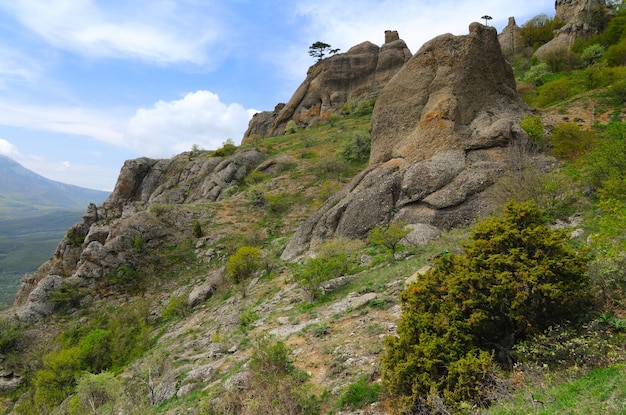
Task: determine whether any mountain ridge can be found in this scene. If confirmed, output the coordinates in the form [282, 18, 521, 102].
[0, 155, 110, 218]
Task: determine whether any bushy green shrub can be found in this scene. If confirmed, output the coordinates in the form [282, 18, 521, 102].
[285, 120, 298, 134]
[0, 318, 22, 354]
[226, 246, 263, 296]
[338, 376, 383, 410]
[536, 77, 580, 107]
[368, 222, 410, 258]
[579, 121, 626, 200]
[192, 219, 204, 238]
[549, 122, 597, 160]
[297, 250, 348, 301]
[606, 37, 626, 66]
[382, 201, 591, 413]
[340, 131, 371, 164]
[522, 62, 551, 86]
[520, 115, 547, 151]
[213, 139, 237, 157]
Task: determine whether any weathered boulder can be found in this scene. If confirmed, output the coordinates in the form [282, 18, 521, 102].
[281, 23, 534, 261]
[244, 31, 411, 139]
[535, 0, 612, 60]
[188, 269, 223, 308]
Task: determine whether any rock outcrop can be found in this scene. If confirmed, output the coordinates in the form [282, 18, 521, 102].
[281, 23, 537, 261]
[498, 17, 525, 57]
[13, 149, 264, 322]
[535, 0, 612, 60]
[243, 31, 411, 140]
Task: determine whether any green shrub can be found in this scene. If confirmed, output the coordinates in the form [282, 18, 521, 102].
[0, 318, 21, 354]
[245, 336, 320, 415]
[580, 122, 626, 201]
[340, 131, 371, 164]
[606, 37, 626, 66]
[542, 48, 580, 72]
[520, 115, 548, 151]
[581, 44, 605, 67]
[67, 371, 122, 415]
[239, 306, 259, 329]
[226, 246, 263, 296]
[549, 122, 597, 160]
[285, 120, 298, 134]
[368, 222, 410, 258]
[536, 77, 581, 107]
[266, 193, 289, 214]
[213, 139, 237, 157]
[297, 252, 348, 301]
[338, 376, 383, 410]
[353, 98, 376, 116]
[382, 201, 591, 413]
[192, 219, 204, 238]
[312, 156, 351, 179]
[65, 227, 85, 247]
[247, 185, 267, 207]
[162, 294, 190, 320]
[522, 62, 551, 86]
[519, 14, 563, 50]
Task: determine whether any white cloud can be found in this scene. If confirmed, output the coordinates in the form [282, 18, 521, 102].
[0, 101, 124, 145]
[0, 46, 41, 88]
[292, 0, 555, 54]
[0, 0, 224, 65]
[125, 90, 255, 158]
[0, 139, 20, 157]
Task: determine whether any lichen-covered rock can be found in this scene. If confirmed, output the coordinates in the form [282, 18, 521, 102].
[281, 23, 535, 261]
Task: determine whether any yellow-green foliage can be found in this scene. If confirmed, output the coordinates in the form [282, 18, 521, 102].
[549, 122, 597, 160]
[20, 302, 154, 411]
[226, 246, 263, 295]
[382, 201, 591, 413]
[368, 222, 410, 257]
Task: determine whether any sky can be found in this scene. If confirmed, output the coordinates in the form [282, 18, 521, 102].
[0, 1, 554, 191]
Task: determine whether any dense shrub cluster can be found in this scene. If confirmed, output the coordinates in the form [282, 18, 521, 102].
[382, 201, 591, 413]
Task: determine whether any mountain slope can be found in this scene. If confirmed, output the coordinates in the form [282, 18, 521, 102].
[0, 155, 109, 218]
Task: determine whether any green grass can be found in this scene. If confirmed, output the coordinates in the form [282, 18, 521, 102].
[486, 365, 626, 415]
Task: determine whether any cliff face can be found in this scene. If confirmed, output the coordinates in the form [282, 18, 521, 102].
[243, 30, 411, 140]
[13, 149, 264, 322]
[281, 23, 543, 260]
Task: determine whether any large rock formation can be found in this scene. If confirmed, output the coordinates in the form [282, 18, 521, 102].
[498, 17, 525, 57]
[535, 0, 612, 59]
[243, 31, 411, 140]
[13, 149, 264, 322]
[281, 23, 538, 261]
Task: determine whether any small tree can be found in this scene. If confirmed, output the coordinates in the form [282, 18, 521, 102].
[481, 15, 492, 26]
[309, 41, 340, 62]
[226, 246, 263, 297]
[368, 222, 410, 258]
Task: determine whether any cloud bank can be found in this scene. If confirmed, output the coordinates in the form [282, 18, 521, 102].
[125, 91, 255, 157]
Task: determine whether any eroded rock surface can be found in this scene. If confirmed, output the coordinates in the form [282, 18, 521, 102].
[243, 31, 411, 139]
[282, 23, 536, 261]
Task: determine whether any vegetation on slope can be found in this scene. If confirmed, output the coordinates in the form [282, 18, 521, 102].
[2, 5, 626, 414]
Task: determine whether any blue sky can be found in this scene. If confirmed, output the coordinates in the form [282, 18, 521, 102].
[0, 0, 553, 191]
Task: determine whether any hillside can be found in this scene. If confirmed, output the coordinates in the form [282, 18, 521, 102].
[1, 2, 626, 414]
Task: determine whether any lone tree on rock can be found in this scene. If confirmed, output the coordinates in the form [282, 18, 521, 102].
[309, 41, 340, 62]
[482, 15, 493, 26]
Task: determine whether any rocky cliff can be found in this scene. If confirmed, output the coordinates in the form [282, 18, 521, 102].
[13, 149, 264, 322]
[535, 0, 612, 59]
[281, 23, 542, 260]
[243, 31, 411, 140]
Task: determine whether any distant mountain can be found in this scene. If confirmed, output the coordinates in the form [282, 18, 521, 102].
[0, 155, 110, 218]
[0, 155, 110, 309]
